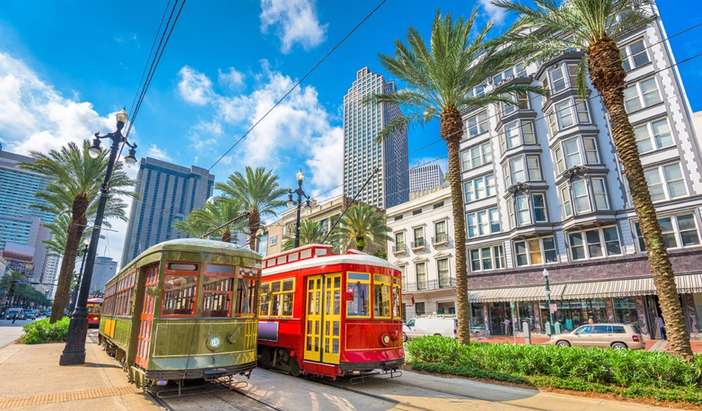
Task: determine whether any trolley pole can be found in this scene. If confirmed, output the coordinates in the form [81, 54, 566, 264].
[60, 109, 137, 366]
[287, 170, 310, 248]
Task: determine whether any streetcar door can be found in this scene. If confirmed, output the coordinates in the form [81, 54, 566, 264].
[135, 264, 159, 368]
[304, 275, 323, 361]
[322, 274, 341, 364]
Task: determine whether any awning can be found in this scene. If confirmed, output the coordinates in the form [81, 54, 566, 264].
[559, 273, 702, 300]
[469, 284, 566, 303]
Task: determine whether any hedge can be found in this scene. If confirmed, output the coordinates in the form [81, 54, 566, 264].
[21, 317, 70, 344]
[406, 336, 702, 404]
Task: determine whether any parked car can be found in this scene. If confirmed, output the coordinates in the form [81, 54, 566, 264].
[4, 307, 24, 320]
[404, 316, 457, 340]
[23, 309, 38, 320]
[551, 323, 644, 350]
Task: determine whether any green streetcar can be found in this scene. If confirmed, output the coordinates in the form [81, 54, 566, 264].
[98, 238, 261, 389]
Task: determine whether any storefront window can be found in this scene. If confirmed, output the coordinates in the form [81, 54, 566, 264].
[470, 303, 484, 328]
[437, 302, 455, 314]
[614, 297, 639, 324]
[540, 299, 607, 331]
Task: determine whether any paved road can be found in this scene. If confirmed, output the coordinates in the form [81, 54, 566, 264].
[158, 368, 679, 411]
[0, 319, 29, 348]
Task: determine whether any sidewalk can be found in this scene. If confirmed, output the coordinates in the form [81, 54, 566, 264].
[0, 333, 160, 410]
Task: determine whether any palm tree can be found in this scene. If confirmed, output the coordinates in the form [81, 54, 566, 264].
[216, 167, 287, 250]
[495, 0, 693, 362]
[20, 142, 133, 323]
[336, 204, 391, 252]
[373, 11, 542, 343]
[174, 197, 243, 242]
[282, 219, 331, 250]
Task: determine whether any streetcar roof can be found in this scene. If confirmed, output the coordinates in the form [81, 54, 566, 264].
[262, 251, 398, 276]
[135, 238, 260, 260]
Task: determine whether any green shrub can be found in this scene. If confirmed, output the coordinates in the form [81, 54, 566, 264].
[407, 336, 702, 392]
[21, 317, 70, 344]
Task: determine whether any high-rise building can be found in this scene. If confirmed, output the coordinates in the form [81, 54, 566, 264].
[391, 6, 702, 339]
[90, 256, 117, 294]
[343, 67, 409, 209]
[409, 163, 445, 198]
[121, 157, 214, 266]
[0, 147, 57, 295]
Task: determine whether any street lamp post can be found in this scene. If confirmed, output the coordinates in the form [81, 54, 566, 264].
[543, 268, 556, 335]
[60, 109, 137, 366]
[287, 170, 310, 248]
[71, 240, 90, 311]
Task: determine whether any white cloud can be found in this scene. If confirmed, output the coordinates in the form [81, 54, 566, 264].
[178, 61, 343, 195]
[177, 65, 214, 105]
[218, 67, 245, 90]
[478, 0, 506, 25]
[260, 0, 327, 53]
[145, 144, 171, 161]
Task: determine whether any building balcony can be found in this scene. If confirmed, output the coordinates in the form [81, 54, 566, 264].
[411, 239, 427, 251]
[392, 244, 407, 255]
[404, 278, 456, 293]
[432, 233, 449, 246]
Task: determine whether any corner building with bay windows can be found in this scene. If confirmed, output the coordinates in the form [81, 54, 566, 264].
[455, 7, 702, 339]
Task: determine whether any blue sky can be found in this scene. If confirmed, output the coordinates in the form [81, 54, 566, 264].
[0, 0, 700, 260]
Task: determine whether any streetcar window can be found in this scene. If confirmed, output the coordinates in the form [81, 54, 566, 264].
[300, 248, 312, 259]
[392, 277, 402, 319]
[315, 248, 327, 256]
[236, 276, 257, 316]
[201, 271, 235, 317]
[264, 278, 295, 317]
[373, 274, 391, 319]
[288, 252, 299, 262]
[277, 256, 287, 264]
[346, 272, 370, 317]
[259, 283, 271, 316]
[205, 264, 234, 273]
[162, 275, 198, 316]
[168, 263, 198, 271]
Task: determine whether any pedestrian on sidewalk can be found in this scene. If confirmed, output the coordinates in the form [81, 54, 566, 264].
[655, 314, 666, 340]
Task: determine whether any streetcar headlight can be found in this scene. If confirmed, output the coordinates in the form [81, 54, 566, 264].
[207, 335, 222, 350]
[382, 335, 391, 346]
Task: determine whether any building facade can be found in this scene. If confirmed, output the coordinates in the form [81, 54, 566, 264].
[265, 195, 348, 256]
[0, 147, 58, 296]
[451, 8, 702, 338]
[409, 163, 445, 199]
[386, 188, 456, 319]
[343, 67, 409, 209]
[120, 157, 214, 266]
[90, 256, 117, 294]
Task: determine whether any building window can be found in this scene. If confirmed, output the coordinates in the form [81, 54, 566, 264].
[413, 227, 425, 248]
[514, 236, 557, 266]
[624, 77, 662, 113]
[501, 92, 530, 116]
[621, 38, 650, 72]
[493, 63, 527, 86]
[553, 134, 601, 173]
[461, 141, 493, 171]
[415, 302, 425, 316]
[548, 98, 590, 135]
[644, 162, 687, 202]
[415, 262, 427, 290]
[463, 174, 496, 203]
[503, 155, 542, 187]
[467, 207, 501, 238]
[636, 214, 701, 251]
[466, 110, 489, 138]
[269, 235, 278, 246]
[434, 220, 448, 243]
[559, 177, 610, 217]
[437, 258, 451, 287]
[634, 117, 674, 153]
[394, 231, 405, 250]
[469, 245, 506, 272]
[568, 226, 622, 261]
[508, 193, 548, 227]
[548, 65, 567, 93]
[501, 120, 536, 153]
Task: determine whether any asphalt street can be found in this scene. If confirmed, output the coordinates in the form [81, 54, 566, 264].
[0, 319, 29, 348]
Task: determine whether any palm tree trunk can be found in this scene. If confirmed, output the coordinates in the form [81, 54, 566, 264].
[222, 227, 231, 243]
[588, 38, 693, 361]
[441, 106, 470, 344]
[50, 195, 88, 323]
[248, 209, 260, 251]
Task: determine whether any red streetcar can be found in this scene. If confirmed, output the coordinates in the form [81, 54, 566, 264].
[257, 244, 404, 379]
[87, 297, 103, 328]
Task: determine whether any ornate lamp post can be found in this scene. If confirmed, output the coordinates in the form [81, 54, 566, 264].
[60, 109, 137, 365]
[543, 268, 556, 335]
[287, 170, 310, 248]
[70, 239, 90, 311]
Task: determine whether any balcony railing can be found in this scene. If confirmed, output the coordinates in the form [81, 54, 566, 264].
[432, 233, 449, 245]
[392, 244, 407, 255]
[411, 239, 426, 250]
[404, 277, 456, 292]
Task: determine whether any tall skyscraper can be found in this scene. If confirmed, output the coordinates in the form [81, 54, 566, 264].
[120, 157, 214, 266]
[343, 67, 408, 209]
[409, 163, 445, 197]
[90, 256, 117, 294]
[0, 147, 57, 296]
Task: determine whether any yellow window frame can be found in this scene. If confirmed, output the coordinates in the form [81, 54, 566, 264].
[391, 276, 402, 320]
[346, 272, 371, 319]
[258, 282, 271, 317]
[373, 274, 392, 319]
[260, 278, 296, 318]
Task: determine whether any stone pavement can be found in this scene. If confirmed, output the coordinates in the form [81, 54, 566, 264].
[0, 334, 160, 411]
[0, 320, 28, 348]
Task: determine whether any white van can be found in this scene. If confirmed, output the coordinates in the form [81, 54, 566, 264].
[403, 316, 457, 340]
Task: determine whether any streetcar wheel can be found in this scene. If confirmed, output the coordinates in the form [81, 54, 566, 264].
[289, 358, 301, 377]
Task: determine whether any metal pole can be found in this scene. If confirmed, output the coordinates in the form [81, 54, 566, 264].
[60, 133, 120, 365]
[71, 246, 89, 311]
[545, 275, 555, 335]
[294, 179, 303, 248]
